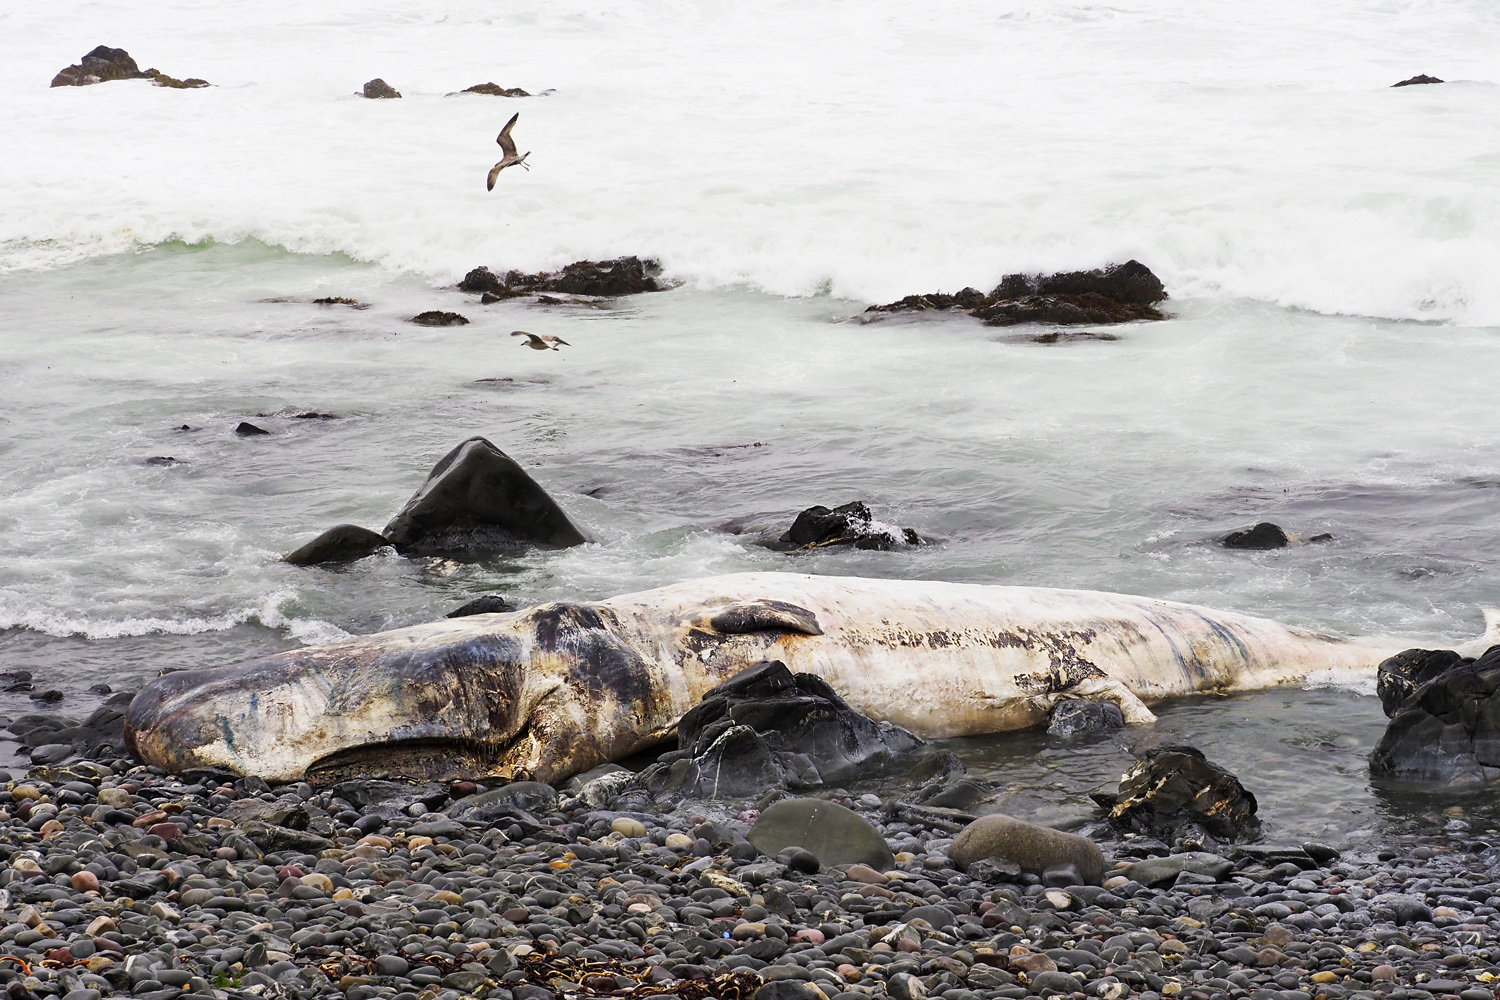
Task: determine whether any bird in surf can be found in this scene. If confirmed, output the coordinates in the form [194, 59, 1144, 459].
[487, 113, 530, 189]
[512, 331, 569, 351]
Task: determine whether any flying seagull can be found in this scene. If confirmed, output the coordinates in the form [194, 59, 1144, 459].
[487, 113, 531, 190]
[512, 331, 569, 351]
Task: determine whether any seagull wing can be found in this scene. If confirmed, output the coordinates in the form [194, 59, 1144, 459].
[510, 330, 532, 338]
[487, 161, 506, 191]
[496, 112, 520, 156]
[552, 337, 571, 346]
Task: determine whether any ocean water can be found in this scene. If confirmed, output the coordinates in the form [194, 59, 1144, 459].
[3, 0, 1500, 841]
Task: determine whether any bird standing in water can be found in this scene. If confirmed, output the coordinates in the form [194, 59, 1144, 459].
[487, 113, 530, 190]
[512, 331, 569, 351]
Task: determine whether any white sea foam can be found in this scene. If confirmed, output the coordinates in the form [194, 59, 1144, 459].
[3, 0, 1499, 322]
[1303, 668, 1379, 698]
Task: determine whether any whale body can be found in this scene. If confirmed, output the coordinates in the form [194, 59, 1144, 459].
[123, 572, 1495, 784]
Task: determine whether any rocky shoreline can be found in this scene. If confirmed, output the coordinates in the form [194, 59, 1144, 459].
[1, 758, 1497, 1000]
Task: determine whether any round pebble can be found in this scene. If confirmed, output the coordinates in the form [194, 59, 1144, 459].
[611, 816, 646, 838]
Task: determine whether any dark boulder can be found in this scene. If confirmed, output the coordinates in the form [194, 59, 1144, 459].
[1092, 744, 1260, 843]
[1222, 522, 1288, 549]
[460, 257, 661, 299]
[445, 595, 518, 617]
[234, 421, 270, 436]
[1047, 700, 1124, 737]
[409, 311, 469, 326]
[1376, 648, 1469, 718]
[1392, 74, 1443, 87]
[869, 260, 1167, 327]
[362, 79, 401, 99]
[283, 524, 390, 566]
[50, 47, 207, 88]
[382, 436, 586, 555]
[458, 83, 531, 97]
[777, 501, 920, 551]
[1370, 646, 1500, 786]
[636, 660, 927, 799]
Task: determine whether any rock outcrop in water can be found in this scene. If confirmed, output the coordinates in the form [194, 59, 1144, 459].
[460, 257, 662, 300]
[1222, 521, 1289, 549]
[50, 46, 209, 88]
[456, 83, 531, 97]
[775, 501, 920, 551]
[1370, 645, 1500, 786]
[1392, 74, 1444, 87]
[409, 310, 469, 327]
[362, 78, 401, 99]
[868, 260, 1167, 327]
[634, 660, 928, 800]
[1093, 744, 1261, 844]
[284, 436, 585, 565]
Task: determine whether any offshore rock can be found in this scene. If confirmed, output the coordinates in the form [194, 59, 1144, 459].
[460, 256, 662, 298]
[445, 595, 518, 617]
[1370, 646, 1500, 786]
[748, 797, 894, 870]
[362, 78, 401, 99]
[1376, 648, 1469, 718]
[458, 83, 531, 97]
[1222, 522, 1288, 549]
[776, 501, 920, 551]
[1093, 744, 1261, 842]
[382, 436, 586, 555]
[283, 524, 390, 566]
[50, 46, 209, 88]
[409, 310, 469, 326]
[869, 260, 1167, 326]
[635, 660, 927, 798]
[948, 813, 1106, 884]
[1392, 74, 1443, 87]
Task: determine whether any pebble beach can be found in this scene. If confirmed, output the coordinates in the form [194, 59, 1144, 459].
[1, 761, 1498, 1000]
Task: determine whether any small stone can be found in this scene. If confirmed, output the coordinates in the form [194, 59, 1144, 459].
[1310, 971, 1337, 984]
[70, 871, 99, 893]
[299, 873, 334, 892]
[664, 832, 695, 851]
[1371, 965, 1397, 982]
[96, 788, 131, 808]
[844, 863, 888, 884]
[610, 817, 646, 838]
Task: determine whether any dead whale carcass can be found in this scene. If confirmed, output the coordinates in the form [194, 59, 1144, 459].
[123, 572, 1497, 784]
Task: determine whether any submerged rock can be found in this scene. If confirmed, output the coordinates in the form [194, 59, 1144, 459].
[1376, 648, 1469, 718]
[748, 797, 894, 869]
[382, 436, 587, 555]
[636, 660, 928, 798]
[50, 46, 209, 88]
[234, 421, 270, 436]
[869, 260, 1167, 327]
[362, 78, 401, 99]
[283, 524, 390, 566]
[460, 256, 662, 299]
[409, 310, 469, 326]
[445, 594, 518, 617]
[1370, 646, 1500, 786]
[1093, 744, 1260, 843]
[457, 83, 531, 97]
[948, 813, 1106, 885]
[776, 501, 920, 551]
[1222, 522, 1289, 549]
[1392, 74, 1443, 87]
[1047, 699, 1124, 737]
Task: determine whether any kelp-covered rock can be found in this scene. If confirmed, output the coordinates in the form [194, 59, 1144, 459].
[776, 501, 920, 551]
[1376, 648, 1469, 719]
[460, 256, 662, 299]
[1093, 744, 1260, 843]
[635, 660, 927, 798]
[1370, 646, 1500, 786]
[458, 83, 531, 97]
[409, 310, 469, 326]
[50, 46, 209, 88]
[382, 436, 586, 555]
[869, 260, 1167, 327]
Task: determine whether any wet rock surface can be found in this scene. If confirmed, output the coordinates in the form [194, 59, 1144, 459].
[1093, 745, 1261, 843]
[459, 83, 532, 97]
[287, 436, 585, 564]
[409, 311, 470, 327]
[1046, 700, 1124, 738]
[1222, 522, 1289, 550]
[1370, 645, 1500, 786]
[634, 662, 928, 800]
[0, 754, 1493, 1000]
[460, 257, 662, 300]
[774, 502, 920, 552]
[868, 260, 1167, 327]
[50, 46, 209, 88]
[1392, 74, 1444, 87]
[446, 595, 519, 618]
